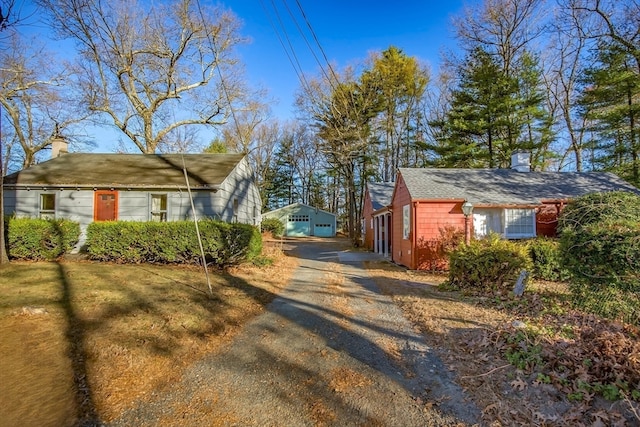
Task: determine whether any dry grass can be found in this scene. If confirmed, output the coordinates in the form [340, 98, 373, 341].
[0, 243, 296, 426]
[363, 260, 640, 426]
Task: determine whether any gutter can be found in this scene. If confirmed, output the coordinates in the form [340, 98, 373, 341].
[412, 200, 419, 270]
[3, 183, 220, 191]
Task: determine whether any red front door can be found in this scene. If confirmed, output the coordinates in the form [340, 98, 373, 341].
[94, 191, 118, 221]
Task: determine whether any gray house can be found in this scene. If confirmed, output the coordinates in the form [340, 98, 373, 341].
[3, 153, 262, 248]
[262, 203, 336, 237]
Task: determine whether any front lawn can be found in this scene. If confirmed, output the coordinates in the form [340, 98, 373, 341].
[0, 245, 296, 426]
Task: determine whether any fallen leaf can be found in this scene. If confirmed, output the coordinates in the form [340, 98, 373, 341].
[510, 378, 528, 391]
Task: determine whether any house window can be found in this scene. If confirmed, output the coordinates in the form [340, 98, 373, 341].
[504, 209, 536, 238]
[150, 194, 167, 222]
[233, 198, 239, 222]
[39, 193, 56, 219]
[402, 204, 410, 239]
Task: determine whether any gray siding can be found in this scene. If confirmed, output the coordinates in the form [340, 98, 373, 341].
[217, 157, 262, 225]
[2, 156, 262, 250]
[263, 203, 336, 237]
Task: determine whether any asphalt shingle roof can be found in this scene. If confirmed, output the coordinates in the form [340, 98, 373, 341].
[4, 153, 246, 189]
[368, 182, 395, 211]
[398, 168, 639, 206]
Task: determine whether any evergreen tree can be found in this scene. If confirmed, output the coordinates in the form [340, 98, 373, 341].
[429, 47, 517, 168]
[263, 136, 296, 210]
[579, 41, 640, 186]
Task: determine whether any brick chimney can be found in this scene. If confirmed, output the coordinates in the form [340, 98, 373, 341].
[511, 151, 530, 172]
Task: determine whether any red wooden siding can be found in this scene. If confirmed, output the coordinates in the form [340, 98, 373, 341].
[362, 190, 374, 250]
[414, 201, 466, 270]
[391, 175, 414, 269]
[536, 202, 564, 237]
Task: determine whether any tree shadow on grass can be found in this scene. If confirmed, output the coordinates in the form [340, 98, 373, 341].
[56, 262, 101, 427]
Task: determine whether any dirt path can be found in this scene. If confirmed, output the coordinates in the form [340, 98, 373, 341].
[109, 239, 480, 426]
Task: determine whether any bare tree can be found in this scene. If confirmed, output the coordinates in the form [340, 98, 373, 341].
[540, 2, 592, 171]
[453, 0, 548, 75]
[297, 67, 383, 243]
[569, 0, 640, 64]
[37, 0, 251, 153]
[0, 0, 25, 32]
[1, 34, 87, 170]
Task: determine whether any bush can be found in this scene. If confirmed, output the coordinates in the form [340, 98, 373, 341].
[447, 233, 532, 294]
[558, 191, 640, 324]
[525, 238, 570, 282]
[261, 218, 284, 237]
[7, 217, 80, 260]
[560, 220, 640, 291]
[416, 225, 464, 271]
[85, 220, 261, 267]
[557, 190, 640, 235]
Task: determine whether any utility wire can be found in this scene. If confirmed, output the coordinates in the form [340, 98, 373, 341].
[281, 0, 334, 88]
[293, 0, 339, 85]
[260, 0, 313, 96]
[195, 0, 246, 149]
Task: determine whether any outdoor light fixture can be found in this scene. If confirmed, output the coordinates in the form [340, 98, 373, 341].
[461, 200, 474, 217]
[461, 200, 474, 245]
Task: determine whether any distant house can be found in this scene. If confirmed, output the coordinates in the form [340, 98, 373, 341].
[262, 203, 336, 237]
[362, 182, 394, 255]
[390, 153, 639, 270]
[3, 153, 262, 249]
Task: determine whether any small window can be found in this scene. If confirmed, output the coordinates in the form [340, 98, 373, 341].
[40, 193, 56, 219]
[233, 198, 239, 222]
[504, 209, 536, 238]
[402, 204, 410, 239]
[151, 194, 167, 222]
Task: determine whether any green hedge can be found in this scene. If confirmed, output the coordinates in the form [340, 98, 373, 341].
[261, 218, 284, 237]
[7, 217, 80, 260]
[85, 220, 262, 266]
[524, 238, 570, 282]
[447, 233, 532, 294]
[560, 220, 640, 292]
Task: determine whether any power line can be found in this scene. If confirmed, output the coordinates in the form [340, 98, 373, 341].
[293, 0, 339, 85]
[194, 0, 245, 148]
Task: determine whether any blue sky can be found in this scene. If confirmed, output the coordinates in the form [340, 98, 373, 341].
[230, 0, 469, 119]
[12, 0, 471, 152]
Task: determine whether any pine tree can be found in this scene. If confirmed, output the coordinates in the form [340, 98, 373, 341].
[579, 41, 640, 186]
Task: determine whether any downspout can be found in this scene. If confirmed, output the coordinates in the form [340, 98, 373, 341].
[412, 201, 419, 270]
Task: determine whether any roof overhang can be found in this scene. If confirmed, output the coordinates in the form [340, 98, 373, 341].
[3, 183, 220, 191]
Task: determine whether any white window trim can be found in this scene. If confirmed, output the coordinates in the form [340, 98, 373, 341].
[150, 193, 168, 222]
[39, 193, 56, 219]
[402, 204, 410, 240]
[503, 208, 536, 239]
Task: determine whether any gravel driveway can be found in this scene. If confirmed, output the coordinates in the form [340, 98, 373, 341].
[109, 239, 480, 426]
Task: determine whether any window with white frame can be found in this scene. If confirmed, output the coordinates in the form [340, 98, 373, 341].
[402, 204, 410, 239]
[39, 193, 56, 219]
[150, 194, 167, 222]
[504, 209, 536, 238]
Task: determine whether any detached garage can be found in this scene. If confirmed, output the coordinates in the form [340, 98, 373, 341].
[263, 203, 336, 237]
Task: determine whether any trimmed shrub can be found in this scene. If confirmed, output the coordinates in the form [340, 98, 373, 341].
[261, 218, 284, 237]
[525, 238, 570, 282]
[85, 220, 261, 267]
[7, 217, 80, 260]
[447, 233, 533, 294]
